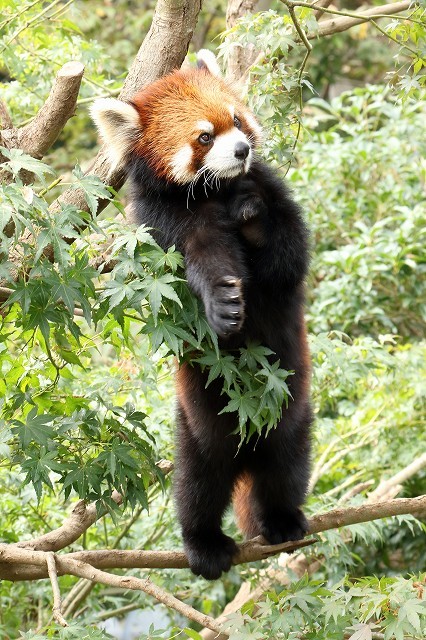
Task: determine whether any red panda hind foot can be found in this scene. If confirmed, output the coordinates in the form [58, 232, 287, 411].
[183, 530, 239, 580]
[205, 275, 245, 338]
[258, 508, 309, 546]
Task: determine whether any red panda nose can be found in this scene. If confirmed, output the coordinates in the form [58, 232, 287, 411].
[234, 141, 250, 160]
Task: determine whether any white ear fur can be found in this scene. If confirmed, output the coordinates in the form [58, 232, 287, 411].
[197, 49, 222, 77]
[90, 98, 140, 170]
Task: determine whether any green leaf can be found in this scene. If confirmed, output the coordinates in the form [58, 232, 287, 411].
[11, 409, 55, 448]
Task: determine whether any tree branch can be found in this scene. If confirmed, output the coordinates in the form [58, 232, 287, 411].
[0, 61, 84, 186]
[16, 459, 173, 553]
[1, 495, 424, 582]
[199, 456, 426, 639]
[0, 99, 13, 129]
[280, 0, 413, 40]
[18, 61, 84, 159]
[50, 0, 203, 216]
[46, 552, 68, 627]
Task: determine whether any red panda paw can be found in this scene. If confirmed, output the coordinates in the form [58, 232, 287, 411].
[206, 275, 245, 338]
[184, 531, 238, 580]
[260, 508, 309, 546]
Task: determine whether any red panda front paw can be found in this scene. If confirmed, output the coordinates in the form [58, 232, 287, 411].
[184, 531, 238, 580]
[206, 276, 245, 337]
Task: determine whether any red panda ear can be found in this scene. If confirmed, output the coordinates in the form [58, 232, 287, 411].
[196, 49, 222, 77]
[91, 98, 140, 170]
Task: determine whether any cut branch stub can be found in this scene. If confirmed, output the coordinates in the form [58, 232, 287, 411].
[1, 61, 84, 162]
[17, 61, 85, 159]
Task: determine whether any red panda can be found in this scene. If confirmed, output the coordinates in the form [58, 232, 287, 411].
[92, 51, 312, 580]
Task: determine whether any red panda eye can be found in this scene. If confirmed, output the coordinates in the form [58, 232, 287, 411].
[198, 132, 212, 145]
[234, 116, 241, 129]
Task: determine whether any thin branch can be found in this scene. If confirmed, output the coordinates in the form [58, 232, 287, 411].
[306, 0, 412, 40]
[46, 552, 68, 627]
[1, 0, 65, 49]
[370, 18, 418, 56]
[280, 0, 412, 26]
[314, 0, 333, 21]
[0, 547, 224, 635]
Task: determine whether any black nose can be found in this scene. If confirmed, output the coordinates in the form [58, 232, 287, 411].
[234, 141, 250, 160]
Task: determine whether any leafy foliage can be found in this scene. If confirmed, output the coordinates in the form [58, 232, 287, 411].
[0, 2, 425, 640]
[221, 574, 426, 640]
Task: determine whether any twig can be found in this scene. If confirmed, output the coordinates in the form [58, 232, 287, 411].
[370, 18, 418, 57]
[46, 552, 68, 627]
[2, 0, 65, 50]
[314, 0, 333, 21]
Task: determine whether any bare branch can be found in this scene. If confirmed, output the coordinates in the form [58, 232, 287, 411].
[308, 494, 426, 534]
[46, 552, 68, 627]
[1, 494, 424, 581]
[368, 453, 426, 502]
[1, 61, 84, 185]
[0, 547, 224, 635]
[292, 0, 412, 40]
[17, 61, 84, 159]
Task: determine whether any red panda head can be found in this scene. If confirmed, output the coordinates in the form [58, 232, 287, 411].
[91, 51, 262, 185]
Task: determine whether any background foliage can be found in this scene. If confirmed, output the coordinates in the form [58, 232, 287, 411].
[0, 1, 425, 639]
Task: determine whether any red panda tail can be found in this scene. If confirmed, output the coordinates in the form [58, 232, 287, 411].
[233, 472, 259, 539]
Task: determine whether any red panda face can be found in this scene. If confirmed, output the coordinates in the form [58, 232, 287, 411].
[130, 69, 262, 184]
[91, 66, 262, 186]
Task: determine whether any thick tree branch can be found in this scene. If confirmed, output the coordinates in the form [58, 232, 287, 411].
[0, 61, 84, 186]
[1, 495, 424, 582]
[0, 99, 13, 129]
[17, 61, 84, 159]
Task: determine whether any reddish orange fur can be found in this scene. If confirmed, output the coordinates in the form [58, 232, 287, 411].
[233, 472, 257, 538]
[130, 69, 259, 179]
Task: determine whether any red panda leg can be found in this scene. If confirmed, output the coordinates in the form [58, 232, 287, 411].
[235, 403, 312, 544]
[174, 401, 239, 580]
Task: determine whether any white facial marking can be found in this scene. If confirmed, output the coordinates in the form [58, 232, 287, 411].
[203, 129, 252, 178]
[228, 105, 235, 119]
[244, 112, 263, 142]
[170, 144, 195, 183]
[91, 98, 140, 171]
[196, 120, 214, 134]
